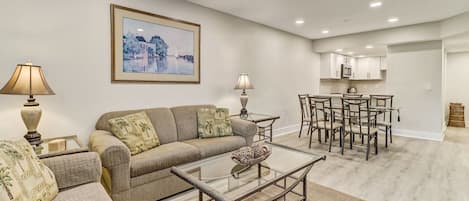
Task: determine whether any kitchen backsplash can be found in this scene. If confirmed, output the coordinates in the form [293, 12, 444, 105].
[320, 79, 387, 94]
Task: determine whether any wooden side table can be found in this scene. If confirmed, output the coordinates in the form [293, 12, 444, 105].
[231, 113, 280, 142]
[34, 135, 88, 159]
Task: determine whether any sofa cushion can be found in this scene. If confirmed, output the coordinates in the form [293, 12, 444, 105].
[171, 105, 215, 141]
[109, 112, 161, 155]
[197, 108, 233, 138]
[183, 136, 247, 158]
[53, 182, 112, 201]
[0, 139, 58, 201]
[130, 142, 200, 177]
[96, 107, 178, 144]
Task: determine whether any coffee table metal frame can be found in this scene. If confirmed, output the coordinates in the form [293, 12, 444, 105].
[170, 142, 326, 201]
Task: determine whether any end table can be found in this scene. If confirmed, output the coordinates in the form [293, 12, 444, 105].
[35, 135, 88, 159]
[231, 113, 280, 142]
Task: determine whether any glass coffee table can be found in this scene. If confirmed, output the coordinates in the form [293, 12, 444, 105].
[170, 143, 325, 201]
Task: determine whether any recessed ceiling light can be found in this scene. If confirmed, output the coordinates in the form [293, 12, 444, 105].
[295, 19, 305, 24]
[321, 30, 329, 34]
[137, 28, 144, 32]
[388, 17, 399, 23]
[369, 1, 382, 8]
[366, 45, 374, 49]
[336, 49, 343, 52]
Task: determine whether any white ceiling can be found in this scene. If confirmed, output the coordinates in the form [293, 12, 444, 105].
[188, 0, 469, 39]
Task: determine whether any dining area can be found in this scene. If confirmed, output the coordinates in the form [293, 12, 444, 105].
[297, 93, 400, 160]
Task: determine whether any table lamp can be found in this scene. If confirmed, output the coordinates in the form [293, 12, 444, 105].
[234, 73, 254, 117]
[0, 62, 55, 145]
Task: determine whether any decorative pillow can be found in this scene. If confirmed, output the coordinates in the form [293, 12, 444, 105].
[197, 108, 233, 138]
[108, 111, 160, 155]
[0, 139, 58, 201]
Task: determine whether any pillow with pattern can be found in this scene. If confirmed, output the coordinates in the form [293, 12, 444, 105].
[197, 108, 233, 138]
[0, 139, 58, 201]
[108, 111, 161, 155]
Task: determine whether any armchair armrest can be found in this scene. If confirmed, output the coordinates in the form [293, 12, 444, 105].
[42, 152, 101, 190]
[231, 118, 257, 145]
[89, 130, 131, 201]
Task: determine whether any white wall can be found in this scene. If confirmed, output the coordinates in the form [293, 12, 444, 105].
[446, 52, 469, 126]
[0, 0, 320, 142]
[387, 41, 444, 140]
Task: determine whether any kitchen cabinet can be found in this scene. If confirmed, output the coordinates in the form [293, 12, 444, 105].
[320, 53, 344, 79]
[380, 56, 387, 70]
[350, 56, 383, 80]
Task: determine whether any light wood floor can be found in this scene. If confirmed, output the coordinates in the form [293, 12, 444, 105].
[274, 127, 469, 201]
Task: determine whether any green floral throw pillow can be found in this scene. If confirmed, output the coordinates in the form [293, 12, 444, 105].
[197, 108, 233, 138]
[0, 139, 58, 201]
[108, 112, 161, 155]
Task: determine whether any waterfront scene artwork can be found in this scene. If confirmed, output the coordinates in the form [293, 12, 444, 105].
[122, 17, 195, 75]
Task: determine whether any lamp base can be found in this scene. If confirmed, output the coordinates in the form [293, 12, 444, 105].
[21, 96, 43, 146]
[24, 132, 42, 146]
[240, 90, 249, 118]
[240, 108, 248, 117]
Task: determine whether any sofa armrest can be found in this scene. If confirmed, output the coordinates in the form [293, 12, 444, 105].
[231, 118, 257, 145]
[42, 152, 101, 190]
[89, 130, 131, 168]
[89, 130, 131, 200]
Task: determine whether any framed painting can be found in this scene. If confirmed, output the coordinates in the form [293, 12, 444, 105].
[111, 5, 200, 83]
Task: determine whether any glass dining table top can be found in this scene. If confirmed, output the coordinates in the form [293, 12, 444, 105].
[172, 143, 325, 200]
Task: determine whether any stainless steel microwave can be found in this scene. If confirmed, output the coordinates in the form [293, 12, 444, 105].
[342, 64, 352, 78]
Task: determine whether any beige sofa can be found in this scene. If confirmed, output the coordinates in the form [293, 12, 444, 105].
[89, 105, 257, 201]
[42, 152, 112, 201]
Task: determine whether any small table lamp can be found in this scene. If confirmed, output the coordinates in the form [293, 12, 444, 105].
[234, 73, 254, 117]
[0, 62, 55, 145]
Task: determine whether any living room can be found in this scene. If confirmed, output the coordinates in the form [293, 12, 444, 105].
[1, 0, 469, 201]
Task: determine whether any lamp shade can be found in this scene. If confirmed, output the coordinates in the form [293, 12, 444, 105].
[0, 63, 55, 96]
[234, 73, 254, 90]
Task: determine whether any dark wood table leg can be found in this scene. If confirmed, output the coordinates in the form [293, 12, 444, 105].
[303, 175, 307, 201]
[269, 123, 273, 142]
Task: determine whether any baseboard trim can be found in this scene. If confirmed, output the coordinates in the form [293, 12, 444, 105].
[270, 123, 445, 142]
[273, 124, 300, 137]
[392, 128, 444, 142]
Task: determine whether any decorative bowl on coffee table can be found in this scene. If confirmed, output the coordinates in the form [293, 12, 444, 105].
[231, 143, 271, 166]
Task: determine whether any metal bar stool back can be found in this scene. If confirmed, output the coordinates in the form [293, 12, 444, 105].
[298, 94, 311, 138]
[342, 97, 378, 160]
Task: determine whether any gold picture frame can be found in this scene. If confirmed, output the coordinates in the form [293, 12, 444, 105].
[111, 4, 201, 83]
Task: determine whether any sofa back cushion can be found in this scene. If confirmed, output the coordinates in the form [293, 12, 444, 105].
[96, 107, 178, 144]
[171, 105, 216, 141]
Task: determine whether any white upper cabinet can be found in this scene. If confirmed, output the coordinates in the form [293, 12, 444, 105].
[350, 56, 383, 80]
[320, 53, 384, 80]
[380, 56, 388, 70]
[320, 53, 344, 79]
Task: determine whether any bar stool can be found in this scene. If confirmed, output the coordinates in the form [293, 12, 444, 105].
[342, 97, 378, 160]
[370, 95, 394, 147]
[298, 94, 311, 138]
